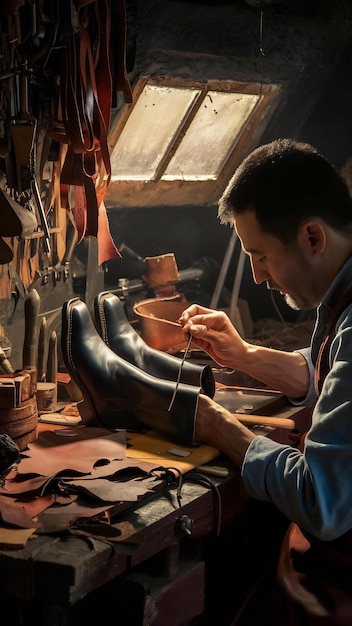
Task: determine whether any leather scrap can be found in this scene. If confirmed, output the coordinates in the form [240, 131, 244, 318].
[0, 526, 36, 549]
[0, 473, 49, 496]
[18, 427, 126, 476]
[0, 494, 39, 529]
[0, 425, 219, 541]
[63, 474, 164, 503]
[37, 499, 116, 534]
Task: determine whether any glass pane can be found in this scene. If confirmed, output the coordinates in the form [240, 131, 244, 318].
[110, 85, 201, 181]
[163, 91, 260, 181]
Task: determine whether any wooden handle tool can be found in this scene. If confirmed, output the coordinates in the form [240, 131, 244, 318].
[37, 316, 47, 382]
[10, 67, 36, 193]
[46, 330, 58, 386]
[235, 414, 295, 430]
[22, 288, 40, 370]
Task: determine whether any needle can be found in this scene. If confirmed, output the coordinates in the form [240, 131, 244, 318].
[168, 334, 193, 412]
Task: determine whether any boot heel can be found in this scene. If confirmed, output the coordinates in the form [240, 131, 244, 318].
[77, 398, 98, 425]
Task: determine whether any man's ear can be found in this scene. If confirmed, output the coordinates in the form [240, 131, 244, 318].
[298, 220, 326, 257]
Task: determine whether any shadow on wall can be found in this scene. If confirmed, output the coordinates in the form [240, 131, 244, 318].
[104, 204, 309, 323]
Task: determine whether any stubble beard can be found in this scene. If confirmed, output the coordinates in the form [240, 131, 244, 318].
[284, 293, 300, 311]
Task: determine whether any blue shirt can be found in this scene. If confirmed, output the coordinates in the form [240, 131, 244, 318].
[241, 256, 352, 541]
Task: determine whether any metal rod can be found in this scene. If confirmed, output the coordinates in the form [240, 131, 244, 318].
[168, 334, 193, 412]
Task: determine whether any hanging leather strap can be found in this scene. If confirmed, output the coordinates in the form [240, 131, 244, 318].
[47, 0, 125, 263]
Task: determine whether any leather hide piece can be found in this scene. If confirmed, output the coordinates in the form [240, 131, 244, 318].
[18, 427, 126, 475]
[0, 427, 165, 539]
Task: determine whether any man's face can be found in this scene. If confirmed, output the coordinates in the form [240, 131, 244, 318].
[234, 210, 321, 310]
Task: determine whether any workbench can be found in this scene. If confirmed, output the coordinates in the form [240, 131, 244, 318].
[0, 401, 309, 626]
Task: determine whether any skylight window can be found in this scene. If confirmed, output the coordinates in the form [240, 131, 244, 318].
[106, 76, 280, 208]
[110, 84, 260, 182]
[163, 90, 260, 181]
[110, 84, 202, 181]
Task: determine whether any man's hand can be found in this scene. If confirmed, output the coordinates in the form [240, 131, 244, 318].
[178, 304, 247, 368]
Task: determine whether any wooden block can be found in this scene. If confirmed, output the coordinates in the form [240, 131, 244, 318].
[0, 381, 16, 409]
[0, 399, 38, 424]
[0, 372, 32, 405]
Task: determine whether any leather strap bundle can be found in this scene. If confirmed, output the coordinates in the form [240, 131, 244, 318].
[0, 0, 132, 301]
[48, 0, 130, 265]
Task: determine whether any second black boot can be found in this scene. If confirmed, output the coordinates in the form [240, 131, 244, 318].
[61, 298, 201, 446]
[94, 291, 215, 398]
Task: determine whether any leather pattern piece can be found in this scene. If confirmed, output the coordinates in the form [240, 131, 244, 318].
[61, 298, 199, 446]
[37, 500, 116, 535]
[0, 473, 49, 495]
[18, 427, 126, 476]
[63, 474, 163, 503]
[95, 291, 215, 398]
[0, 494, 39, 529]
[0, 426, 164, 535]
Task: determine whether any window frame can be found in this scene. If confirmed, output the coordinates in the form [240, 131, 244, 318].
[106, 74, 281, 208]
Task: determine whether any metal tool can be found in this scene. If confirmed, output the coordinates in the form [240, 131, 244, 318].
[168, 334, 193, 412]
[10, 65, 36, 193]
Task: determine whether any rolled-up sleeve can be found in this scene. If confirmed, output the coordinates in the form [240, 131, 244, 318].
[289, 347, 318, 406]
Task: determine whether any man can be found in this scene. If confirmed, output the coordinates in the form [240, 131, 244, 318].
[179, 138, 352, 625]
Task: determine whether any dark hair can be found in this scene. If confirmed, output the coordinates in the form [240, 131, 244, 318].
[218, 138, 352, 243]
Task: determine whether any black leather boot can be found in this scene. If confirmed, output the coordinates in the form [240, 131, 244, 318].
[94, 291, 215, 398]
[61, 298, 201, 446]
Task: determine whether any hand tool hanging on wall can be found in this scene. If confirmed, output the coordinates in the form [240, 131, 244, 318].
[37, 316, 47, 383]
[46, 330, 58, 389]
[0, 13, 36, 274]
[31, 177, 51, 254]
[0, 0, 132, 287]
[0, 171, 37, 240]
[22, 288, 40, 371]
[37, 329, 58, 413]
[10, 66, 36, 195]
[9, 63, 50, 253]
[0, 187, 37, 239]
[0, 238, 13, 265]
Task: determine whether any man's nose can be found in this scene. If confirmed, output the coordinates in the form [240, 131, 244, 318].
[251, 260, 269, 285]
